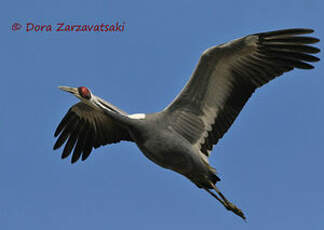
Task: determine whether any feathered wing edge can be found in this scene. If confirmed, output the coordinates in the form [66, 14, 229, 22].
[54, 102, 132, 163]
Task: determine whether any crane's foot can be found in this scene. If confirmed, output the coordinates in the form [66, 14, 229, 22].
[204, 183, 246, 220]
[224, 201, 246, 220]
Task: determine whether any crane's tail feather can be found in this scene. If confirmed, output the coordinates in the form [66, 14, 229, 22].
[204, 183, 246, 220]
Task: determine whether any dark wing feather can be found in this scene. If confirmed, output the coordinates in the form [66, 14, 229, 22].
[54, 102, 132, 163]
[164, 28, 320, 157]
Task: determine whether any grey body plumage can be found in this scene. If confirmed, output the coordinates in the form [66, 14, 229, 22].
[54, 28, 320, 220]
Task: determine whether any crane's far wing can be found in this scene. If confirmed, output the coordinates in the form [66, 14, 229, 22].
[53, 102, 132, 163]
[164, 28, 320, 158]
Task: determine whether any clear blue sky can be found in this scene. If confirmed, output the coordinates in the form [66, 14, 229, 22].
[1, 0, 323, 229]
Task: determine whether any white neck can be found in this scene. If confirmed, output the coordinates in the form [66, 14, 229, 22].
[128, 113, 146, 119]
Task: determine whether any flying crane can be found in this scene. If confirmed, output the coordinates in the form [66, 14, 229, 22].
[54, 28, 320, 219]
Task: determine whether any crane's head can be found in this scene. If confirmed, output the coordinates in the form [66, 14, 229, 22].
[58, 86, 107, 112]
[59, 86, 92, 101]
[58, 86, 126, 115]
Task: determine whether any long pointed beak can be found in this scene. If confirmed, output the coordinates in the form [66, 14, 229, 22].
[58, 86, 78, 95]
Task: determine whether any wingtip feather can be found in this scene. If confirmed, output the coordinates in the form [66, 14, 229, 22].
[259, 28, 315, 37]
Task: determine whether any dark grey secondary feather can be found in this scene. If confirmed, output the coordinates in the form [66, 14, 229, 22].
[164, 28, 320, 157]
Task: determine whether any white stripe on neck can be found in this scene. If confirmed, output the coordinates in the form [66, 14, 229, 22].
[128, 113, 146, 119]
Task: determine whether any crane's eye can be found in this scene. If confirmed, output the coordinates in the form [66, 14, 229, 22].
[78, 86, 91, 99]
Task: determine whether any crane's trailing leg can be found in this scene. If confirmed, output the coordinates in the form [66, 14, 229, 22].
[204, 183, 246, 220]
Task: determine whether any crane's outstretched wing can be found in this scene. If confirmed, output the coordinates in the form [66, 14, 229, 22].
[54, 102, 132, 163]
[164, 28, 320, 158]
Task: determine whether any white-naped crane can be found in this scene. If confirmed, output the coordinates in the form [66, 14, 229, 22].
[54, 28, 320, 220]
